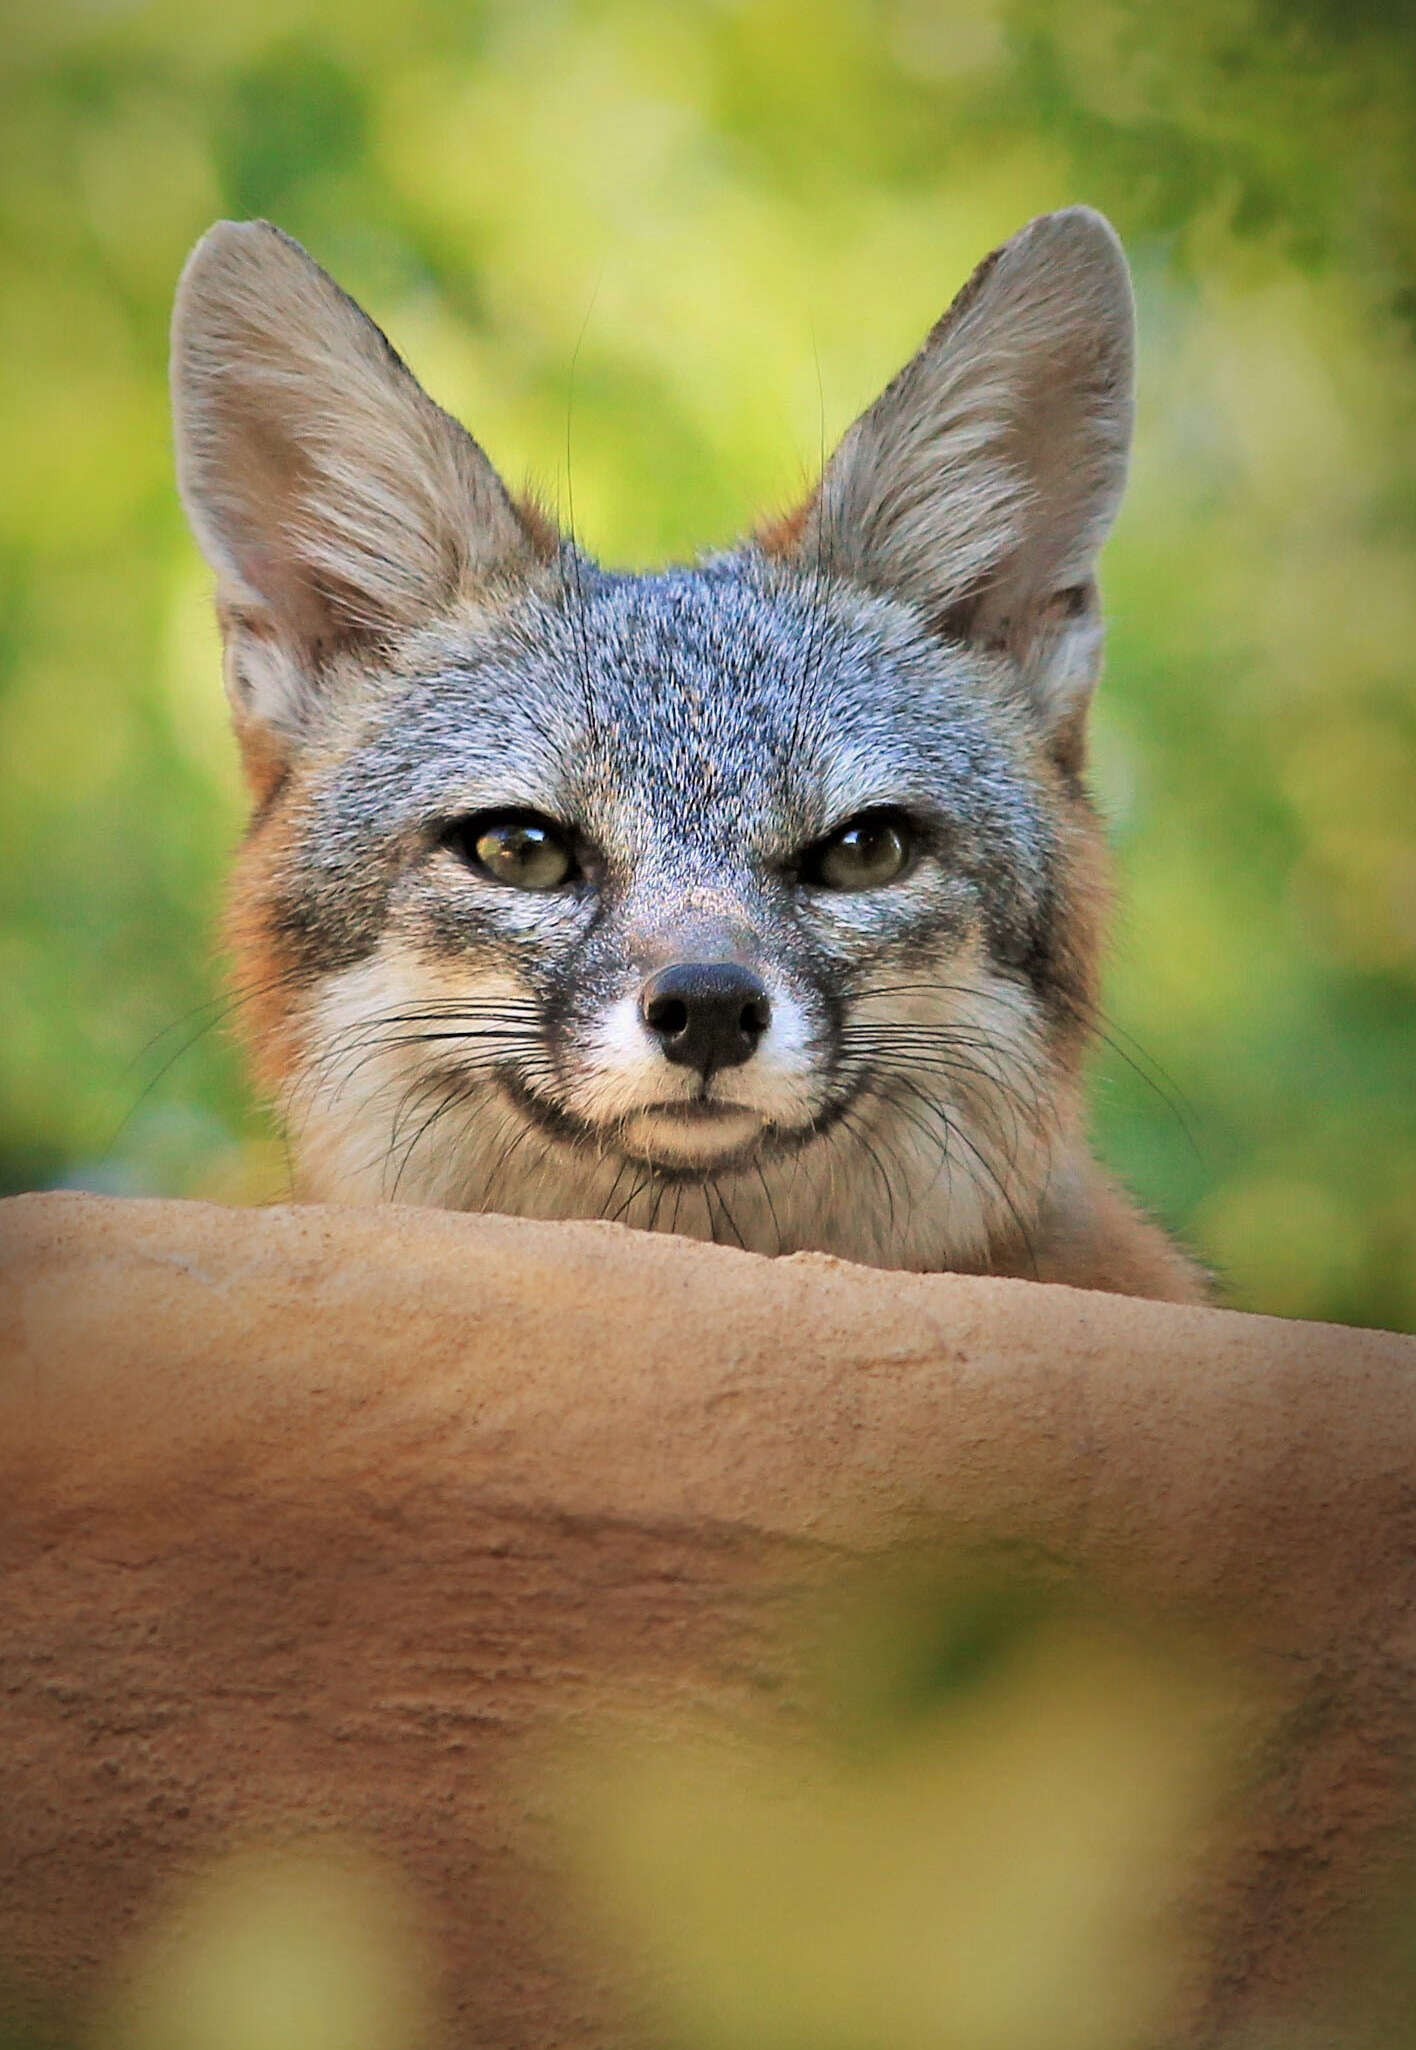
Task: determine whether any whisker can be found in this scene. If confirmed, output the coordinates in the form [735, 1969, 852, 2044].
[838, 1102, 900, 1239]
[852, 979, 1202, 1160]
[387, 1073, 475, 1202]
[754, 1160, 785, 1257]
[606, 1164, 652, 1227]
[598, 1151, 636, 1224]
[709, 1176, 749, 1251]
[479, 1101, 542, 1211]
[105, 1000, 252, 1159]
[108, 962, 314, 1162]
[885, 1073, 1040, 1280]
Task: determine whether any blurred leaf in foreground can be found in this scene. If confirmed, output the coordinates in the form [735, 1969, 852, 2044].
[570, 1566, 1255, 2050]
[107, 1843, 435, 2050]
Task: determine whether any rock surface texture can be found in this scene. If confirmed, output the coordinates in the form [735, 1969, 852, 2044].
[1, 1191, 1415, 2047]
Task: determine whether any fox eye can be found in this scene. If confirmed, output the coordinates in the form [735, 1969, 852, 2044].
[444, 811, 577, 891]
[802, 810, 914, 892]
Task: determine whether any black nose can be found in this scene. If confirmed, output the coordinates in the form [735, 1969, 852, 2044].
[640, 962, 771, 1076]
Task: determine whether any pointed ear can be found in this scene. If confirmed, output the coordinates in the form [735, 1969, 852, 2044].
[171, 221, 553, 775]
[766, 208, 1135, 765]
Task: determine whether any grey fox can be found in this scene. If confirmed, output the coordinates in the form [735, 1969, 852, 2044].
[171, 208, 1205, 1301]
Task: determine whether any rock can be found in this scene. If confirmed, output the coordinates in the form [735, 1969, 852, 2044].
[1, 1191, 1414, 2047]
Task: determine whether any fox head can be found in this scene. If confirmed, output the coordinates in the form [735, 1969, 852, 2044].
[171, 208, 1133, 1272]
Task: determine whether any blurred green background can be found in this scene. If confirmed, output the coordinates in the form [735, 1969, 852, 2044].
[1, 0, 1413, 1329]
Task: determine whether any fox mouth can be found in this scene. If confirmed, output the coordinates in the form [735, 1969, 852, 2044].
[640, 1099, 753, 1123]
[621, 1099, 765, 1167]
[500, 1072, 852, 1173]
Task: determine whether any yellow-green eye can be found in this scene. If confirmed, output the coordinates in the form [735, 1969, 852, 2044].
[806, 812, 914, 892]
[447, 812, 577, 891]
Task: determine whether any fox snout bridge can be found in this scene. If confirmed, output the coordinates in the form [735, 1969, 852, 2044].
[640, 963, 771, 1076]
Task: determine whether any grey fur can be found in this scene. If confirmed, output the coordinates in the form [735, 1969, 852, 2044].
[172, 210, 1139, 1273]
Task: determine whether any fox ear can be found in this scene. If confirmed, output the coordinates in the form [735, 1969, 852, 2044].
[172, 221, 552, 773]
[768, 208, 1135, 764]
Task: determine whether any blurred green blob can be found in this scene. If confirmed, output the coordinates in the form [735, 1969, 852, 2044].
[568, 1563, 1254, 2050]
[107, 1845, 435, 2050]
[813, 1559, 1061, 1759]
[215, 41, 368, 219]
[0, 0, 1412, 1327]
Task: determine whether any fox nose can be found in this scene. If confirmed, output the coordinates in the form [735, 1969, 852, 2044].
[640, 963, 771, 1076]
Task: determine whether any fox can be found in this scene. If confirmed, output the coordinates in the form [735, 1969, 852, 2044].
[169, 206, 1206, 1302]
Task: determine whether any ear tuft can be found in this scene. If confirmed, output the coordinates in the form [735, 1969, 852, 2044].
[774, 207, 1136, 747]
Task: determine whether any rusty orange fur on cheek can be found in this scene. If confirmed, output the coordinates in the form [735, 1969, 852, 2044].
[231, 712, 290, 814]
[223, 801, 307, 1098]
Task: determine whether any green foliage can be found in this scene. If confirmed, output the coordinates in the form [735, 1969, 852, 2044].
[574, 1567, 1252, 2050]
[2, 0, 1413, 1326]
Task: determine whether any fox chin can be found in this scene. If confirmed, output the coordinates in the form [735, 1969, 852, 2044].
[170, 206, 1207, 1304]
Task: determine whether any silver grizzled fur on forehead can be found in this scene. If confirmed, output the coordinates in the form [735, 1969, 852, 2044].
[170, 208, 1206, 1300]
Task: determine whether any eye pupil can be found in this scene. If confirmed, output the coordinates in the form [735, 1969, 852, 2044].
[445, 812, 576, 891]
[809, 811, 912, 891]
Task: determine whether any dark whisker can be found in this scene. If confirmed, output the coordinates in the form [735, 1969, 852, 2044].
[709, 1176, 749, 1251]
[754, 1159, 785, 1257]
[480, 1105, 542, 1211]
[853, 979, 1203, 1160]
[838, 1103, 900, 1239]
[885, 1073, 1040, 1280]
[607, 1165, 652, 1227]
[387, 1073, 475, 1202]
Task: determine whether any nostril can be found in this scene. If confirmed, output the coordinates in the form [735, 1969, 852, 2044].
[645, 995, 690, 1039]
[740, 996, 770, 1039]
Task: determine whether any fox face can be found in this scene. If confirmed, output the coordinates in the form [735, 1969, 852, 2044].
[172, 208, 1169, 1282]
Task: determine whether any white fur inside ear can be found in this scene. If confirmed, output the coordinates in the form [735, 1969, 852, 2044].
[171, 219, 545, 747]
[1017, 583, 1107, 736]
[219, 611, 321, 743]
[803, 207, 1135, 741]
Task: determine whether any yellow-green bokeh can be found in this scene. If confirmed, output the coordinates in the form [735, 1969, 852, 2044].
[2, 0, 1413, 1328]
[566, 1568, 1257, 2050]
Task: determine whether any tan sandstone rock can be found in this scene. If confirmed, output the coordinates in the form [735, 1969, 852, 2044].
[1, 1191, 1414, 2047]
